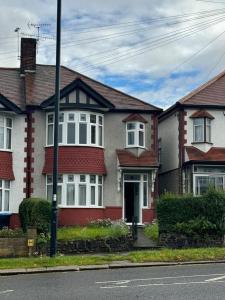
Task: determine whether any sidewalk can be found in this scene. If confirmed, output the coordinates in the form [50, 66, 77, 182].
[1, 259, 225, 276]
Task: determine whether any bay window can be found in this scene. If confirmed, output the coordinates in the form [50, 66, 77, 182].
[193, 117, 211, 143]
[46, 174, 103, 207]
[0, 180, 10, 211]
[126, 122, 145, 148]
[0, 116, 12, 150]
[46, 111, 103, 147]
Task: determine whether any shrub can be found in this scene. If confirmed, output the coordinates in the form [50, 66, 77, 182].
[88, 218, 113, 227]
[144, 220, 159, 242]
[0, 227, 25, 238]
[19, 198, 51, 234]
[157, 189, 225, 237]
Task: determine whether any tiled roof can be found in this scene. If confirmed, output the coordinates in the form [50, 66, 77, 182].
[185, 146, 225, 162]
[190, 110, 214, 119]
[42, 146, 106, 175]
[179, 70, 225, 107]
[122, 113, 148, 123]
[0, 152, 15, 180]
[0, 65, 160, 112]
[116, 149, 158, 167]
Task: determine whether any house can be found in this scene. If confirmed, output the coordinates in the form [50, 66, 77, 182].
[0, 38, 161, 227]
[159, 71, 225, 196]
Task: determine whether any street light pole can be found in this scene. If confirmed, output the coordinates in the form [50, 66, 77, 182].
[50, 0, 61, 257]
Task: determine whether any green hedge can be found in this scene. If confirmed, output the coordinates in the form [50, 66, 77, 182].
[19, 198, 51, 234]
[157, 189, 225, 236]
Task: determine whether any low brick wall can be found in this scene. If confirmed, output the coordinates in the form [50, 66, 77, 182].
[57, 236, 133, 254]
[159, 233, 224, 248]
[0, 238, 28, 257]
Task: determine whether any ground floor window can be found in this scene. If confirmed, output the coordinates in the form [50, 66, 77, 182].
[46, 174, 103, 207]
[0, 180, 10, 211]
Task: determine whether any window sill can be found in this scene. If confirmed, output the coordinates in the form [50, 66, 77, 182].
[0, 149, 12, 152]
[58, 205, 104, 209]
[191, 142, 213, 145]
[125, 146, 146, 149]
[45, 144, 104, 149]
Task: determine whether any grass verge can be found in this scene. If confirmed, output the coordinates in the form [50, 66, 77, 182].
[1, 247, 225, 269]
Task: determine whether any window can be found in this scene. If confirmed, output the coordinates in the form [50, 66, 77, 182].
[126, 122, 145, 148]
[0, 116, 12, 150]
[46, 174, 103, 207]
[46, 112, 104, 147]
[0, 180, 10, 211]
[193, 117, 211, 143]
[195, 175, 224, 195]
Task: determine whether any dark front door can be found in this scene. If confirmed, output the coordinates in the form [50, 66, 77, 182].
[124, 182, 140, 223]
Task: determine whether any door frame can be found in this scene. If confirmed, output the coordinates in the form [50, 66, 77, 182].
[123, 173, 147, 225]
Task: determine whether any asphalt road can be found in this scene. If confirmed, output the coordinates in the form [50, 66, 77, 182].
[1, 263, 225, 299]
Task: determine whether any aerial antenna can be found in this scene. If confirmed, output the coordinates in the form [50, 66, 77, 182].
[27, 22, 51, 52]
[14, 27, 20, 60]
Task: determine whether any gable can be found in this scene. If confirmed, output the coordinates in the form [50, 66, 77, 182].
[0, 94, 21, 113]
[41, 78, 115, 109]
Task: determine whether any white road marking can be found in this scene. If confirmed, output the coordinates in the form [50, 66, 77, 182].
[206, 275, 225, 282]
[100, 280, 225, 289]
[0, 290, 14, 295]
[96, 273, 225, 284]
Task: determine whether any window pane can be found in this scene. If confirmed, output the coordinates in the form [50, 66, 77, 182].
[128, 132, 135, 145]
[90, 115, 96, 123]
[127, 123, 136, 130]
[6, 118, 12, 128]
[79, 123, 87, 144]
[139, 123, 144, 129]
[48, 114, 54, 123]
[99, 116, 103, 125]
[90, 175, 96, 183]
[98, 185, 102, 206]
[47, 185, 53, 201]
[47, 124, 53, 145]
[79, 185, 86, 206]
[68, 175, 74, 182]
[59, 124, 63, 143]
[6, 128, 11, 149]
[194, 125, 203, 142]
[143, 182, 148, 207]
[206, 125, 211, 142]
[0, 190, 2, 211]
[0, 180, 2, 188]
[195, 176, 209, 195]
[68, 113, 75, 121]
[98, 176, 102, 184]
[194, 118, 204, 126]
[0, 126, 4, 148]
[57, 186, 62, 205]
[4, 190, 9, 211]
[67, 184, 75, 205]
[91, 186, 95, 205]
[58, 175, 63, 183]
[80, 175, 86, 182]
[99, 126, 102, 146]
[4, 181, 10, 189]
[80, 114, 86, 122]
[91, 125, 96, 144]
[139, 131, 144, 146]
[59, 113, 64, 122]
[67, 123, 75, 144]
[124, 174, 140, 181]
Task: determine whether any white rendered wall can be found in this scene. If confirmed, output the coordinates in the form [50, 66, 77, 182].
[158, 112, 179, 173]
[10, 114, 26, 213]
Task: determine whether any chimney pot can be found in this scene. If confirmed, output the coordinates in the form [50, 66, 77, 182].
[20, 38, 36, 74]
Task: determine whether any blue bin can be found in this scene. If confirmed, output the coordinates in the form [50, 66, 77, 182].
[0, 213, 12, 229]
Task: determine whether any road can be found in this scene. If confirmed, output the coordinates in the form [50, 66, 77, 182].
[1, 263, 225, 299]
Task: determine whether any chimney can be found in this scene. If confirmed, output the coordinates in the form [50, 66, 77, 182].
[20, 38, 37, 74]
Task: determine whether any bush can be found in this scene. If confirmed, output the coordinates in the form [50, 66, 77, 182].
[19, 198, 51, 234]
[0, 227, 25, 238]
[157, 189, 225, 237]
[88, 218, 113, 227]
[144, 220, 159, 242]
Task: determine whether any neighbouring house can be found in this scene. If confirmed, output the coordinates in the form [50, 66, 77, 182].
[0, 38, 161, 227]
[159, 71, 225, 196]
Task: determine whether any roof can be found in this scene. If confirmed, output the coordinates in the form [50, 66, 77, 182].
[43, 146, 106, 175]
[122, 113, 148, 123]
[179, 70, 225, 107]
[190, 110, 214, 119]
[185, 146, 225, 162]
[116, 149, 158, 168]
[0, 65, 161, 112]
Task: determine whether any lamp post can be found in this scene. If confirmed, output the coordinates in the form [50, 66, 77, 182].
[50, 0, 61, 257]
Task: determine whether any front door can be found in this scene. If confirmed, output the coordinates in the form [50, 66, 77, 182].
[124, 182, 140, 223]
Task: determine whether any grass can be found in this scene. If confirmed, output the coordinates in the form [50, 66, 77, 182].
[144, 223, 159, 242]
[1, 247, 225, 269]
[57, 225, 130, 241]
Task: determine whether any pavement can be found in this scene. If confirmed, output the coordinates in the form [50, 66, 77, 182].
[1, 262, 225, 299]
[1, 259, 225, 276]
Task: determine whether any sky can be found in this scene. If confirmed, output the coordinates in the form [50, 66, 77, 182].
[1, 0, 225, 108]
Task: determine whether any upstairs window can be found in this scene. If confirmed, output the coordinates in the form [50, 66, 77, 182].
[126, 122, 145, 148]
[0, 116, 12, 150]
[193, 118, 211, 143]
[0, 180, 10, 212]
[46, 111, 104, 147]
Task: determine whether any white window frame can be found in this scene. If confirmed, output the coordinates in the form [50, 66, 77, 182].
[193, 117, 211, 143]
[0, 180, 10, 212]
[0, 115, 13, 151]
[193, 173, 225, 196]
[126, 122, 145, 148]
[46, 174, 103, 208]
[46, 111, 104, 148]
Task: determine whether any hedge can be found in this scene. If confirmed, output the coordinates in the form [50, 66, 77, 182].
[19, 198, 51, 234]
[157, 189, 225, 237]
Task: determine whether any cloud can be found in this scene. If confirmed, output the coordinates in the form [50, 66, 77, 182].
[0, 0, 225, 108]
